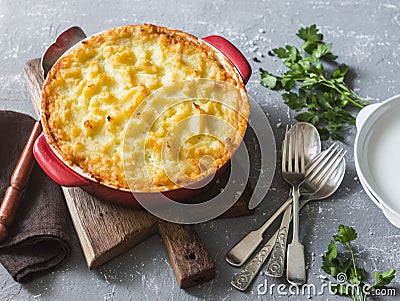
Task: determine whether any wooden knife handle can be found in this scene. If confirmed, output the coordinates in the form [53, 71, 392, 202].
[0, 121, 42, 242]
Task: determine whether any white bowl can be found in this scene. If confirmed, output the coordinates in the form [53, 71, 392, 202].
[355, 95, 400, 228]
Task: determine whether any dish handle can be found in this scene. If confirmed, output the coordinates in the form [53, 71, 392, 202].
[356, 103, 381, 130]
[360, 178, 382, 209]
[202, 35, 252, 84]
[33, 133, 89, 187]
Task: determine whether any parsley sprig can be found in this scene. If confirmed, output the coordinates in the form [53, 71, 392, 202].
[260, 25, 369, 141]
[322, 225, 396, 301]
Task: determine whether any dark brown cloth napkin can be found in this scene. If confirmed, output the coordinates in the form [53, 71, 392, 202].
[0, 111, 70, 282]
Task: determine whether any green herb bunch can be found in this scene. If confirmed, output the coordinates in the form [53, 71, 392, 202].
[322, 225, 396, 301]
[260, 25, 369, 141]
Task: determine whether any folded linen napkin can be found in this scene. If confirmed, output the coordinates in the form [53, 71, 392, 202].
[0, 111, 70, 282]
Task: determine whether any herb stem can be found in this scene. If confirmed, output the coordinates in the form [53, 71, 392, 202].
[292, 72, 368, 107]
[319, 80, 366, 109]
[345, 242, 363, 301]
[291, 75, 368, 109]
[260, 24, 371, 140]
[346, 242, 358, 277]
[322, 225, 395, 301]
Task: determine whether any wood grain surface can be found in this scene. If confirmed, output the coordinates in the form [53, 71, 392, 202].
[24, 58, 253, 288]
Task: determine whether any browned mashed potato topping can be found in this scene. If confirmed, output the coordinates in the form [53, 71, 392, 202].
[41, 24, 249, 191]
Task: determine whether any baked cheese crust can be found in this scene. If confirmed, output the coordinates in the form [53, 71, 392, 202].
[41, 24, 249, 191]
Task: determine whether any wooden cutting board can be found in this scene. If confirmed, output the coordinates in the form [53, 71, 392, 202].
[23, 58, 254, 288]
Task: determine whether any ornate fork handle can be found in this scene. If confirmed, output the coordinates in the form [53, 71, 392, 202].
[265, 199, 292, 277]
[231, 231, 278, 291]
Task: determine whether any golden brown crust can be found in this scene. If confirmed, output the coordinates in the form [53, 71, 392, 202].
[41, 24, 249, 191]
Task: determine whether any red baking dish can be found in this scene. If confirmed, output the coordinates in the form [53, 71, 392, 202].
[33, 27, 251, 207]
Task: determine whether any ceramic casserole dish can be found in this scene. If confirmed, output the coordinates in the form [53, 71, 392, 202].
[33, 24, 251, 206]
[355, 95, 400, 228]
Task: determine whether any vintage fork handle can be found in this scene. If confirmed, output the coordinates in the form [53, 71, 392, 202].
[231, 198, 311, 291]
[225, 197, 292, 266]
[231, 231, 278, 291]
[265, 196, 311, 277]
[265, 197, 292, 277]
[286, 185, 307, 285]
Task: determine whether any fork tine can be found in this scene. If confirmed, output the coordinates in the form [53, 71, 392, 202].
[305, 143, 336, 176]
[294, 125, 299, 173]
[312, 149, 346, 187]
[300, 125, 305, 173]
[318, 149, 346, 186]
[306, 145, 340, 183]
[282, 125, 289, 173]
[305, 143, 338, 178]
[288, 125, 293, 172]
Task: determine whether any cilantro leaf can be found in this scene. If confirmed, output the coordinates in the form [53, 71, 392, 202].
[334, 225, 357, 244]
[318, 127, 330, 140]
[322, 255, 351, 278]
[273, 47, 289, 58]
[322, 255, 341, 276]
[327, 240, 337, 261]
[281, 77, 296, 90]
[259, 24, 369, 140]
[348, 266, 365, 285]
[297, 24, 337, 59]
[332, 63, 349, 82]
[297, 24, 323, 44]
[312, 43, 333, 59]
[321, 225, 396, 300]
[295, 111, 319, 124]
[374, 268, 396, 287]
[260, 71, 278, 89]
[282, 92, 306, 111]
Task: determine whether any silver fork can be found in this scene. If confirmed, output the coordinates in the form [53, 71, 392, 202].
[266, 143, 345, 278]
[282, 124, 307, 286]
[231, 145, 346, 291]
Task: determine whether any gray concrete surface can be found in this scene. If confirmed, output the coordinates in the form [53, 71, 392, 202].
[1, 0, 399, 300]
